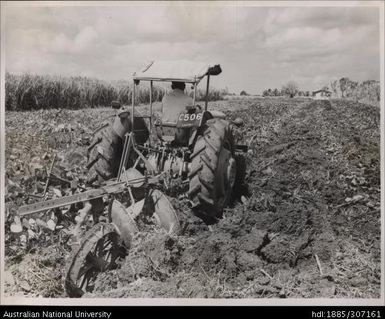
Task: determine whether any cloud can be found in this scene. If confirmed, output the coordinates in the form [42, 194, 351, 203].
[264, 7, 377, 32]
[48, 26, 99, 55]
[3, 3, 381, 94]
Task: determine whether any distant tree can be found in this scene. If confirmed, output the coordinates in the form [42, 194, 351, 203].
[339, 77, 350, 98]
[330, 80, 339, 96]
[273, 88, 279, 96]
[282, 81, 299, 98]
[262, 88, 272, 97]
[346, 80, 358, 98]
[240, 90, 248, 96]
[305, 91, 310, 97]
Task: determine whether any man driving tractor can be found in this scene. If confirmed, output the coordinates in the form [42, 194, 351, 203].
[161, 81, 193, 123]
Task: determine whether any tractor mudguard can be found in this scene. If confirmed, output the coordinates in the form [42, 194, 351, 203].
[112, 109, 149, 144]
[209, 110, 226, 119]
[112, 110, 132, 138]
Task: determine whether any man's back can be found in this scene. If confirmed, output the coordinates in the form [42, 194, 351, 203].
[162, 88, 193, 123]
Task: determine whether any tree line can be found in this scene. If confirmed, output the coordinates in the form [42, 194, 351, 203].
[262, 81, 311, 98]
[261, 77, 380, 105]
[330, 77, 380, 103]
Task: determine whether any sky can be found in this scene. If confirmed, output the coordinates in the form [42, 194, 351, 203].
[3, 1, 381, 94]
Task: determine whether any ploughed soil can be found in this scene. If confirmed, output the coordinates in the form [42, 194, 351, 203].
[3, 97, 381, 298]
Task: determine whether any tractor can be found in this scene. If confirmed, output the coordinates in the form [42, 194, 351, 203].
[17, 60, 247, 297]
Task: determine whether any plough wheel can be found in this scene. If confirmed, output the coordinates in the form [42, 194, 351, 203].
[65, 222, 127, 297]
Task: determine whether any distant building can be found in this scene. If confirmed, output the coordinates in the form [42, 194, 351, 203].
[312, 89, 332, 100]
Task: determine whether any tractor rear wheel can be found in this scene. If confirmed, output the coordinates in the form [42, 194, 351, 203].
[188, 118, 236, 224]
[86, 114, 149, 185]
[86, 123, 123, 185]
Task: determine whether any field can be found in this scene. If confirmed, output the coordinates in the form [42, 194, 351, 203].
[3, 97, 381, 299]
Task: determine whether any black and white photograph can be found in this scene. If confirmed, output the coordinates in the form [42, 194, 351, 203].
[0, 1, 383, 305]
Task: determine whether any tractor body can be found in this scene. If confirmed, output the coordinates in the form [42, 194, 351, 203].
[98, 60, 246, 223]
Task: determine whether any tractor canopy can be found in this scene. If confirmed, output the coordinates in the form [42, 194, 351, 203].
[132, 60, 222, 83]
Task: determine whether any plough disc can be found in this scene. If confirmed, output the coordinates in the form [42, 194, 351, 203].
[110, 199, 139, 246]
[149, 189, 181, 235]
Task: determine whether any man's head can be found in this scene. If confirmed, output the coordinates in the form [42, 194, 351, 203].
[171, 81, 186, 91]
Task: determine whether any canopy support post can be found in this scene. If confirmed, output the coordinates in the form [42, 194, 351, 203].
[149, 80, 153, 146]
[204, 74, 210, 111]
[132, 80, 136, 136]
